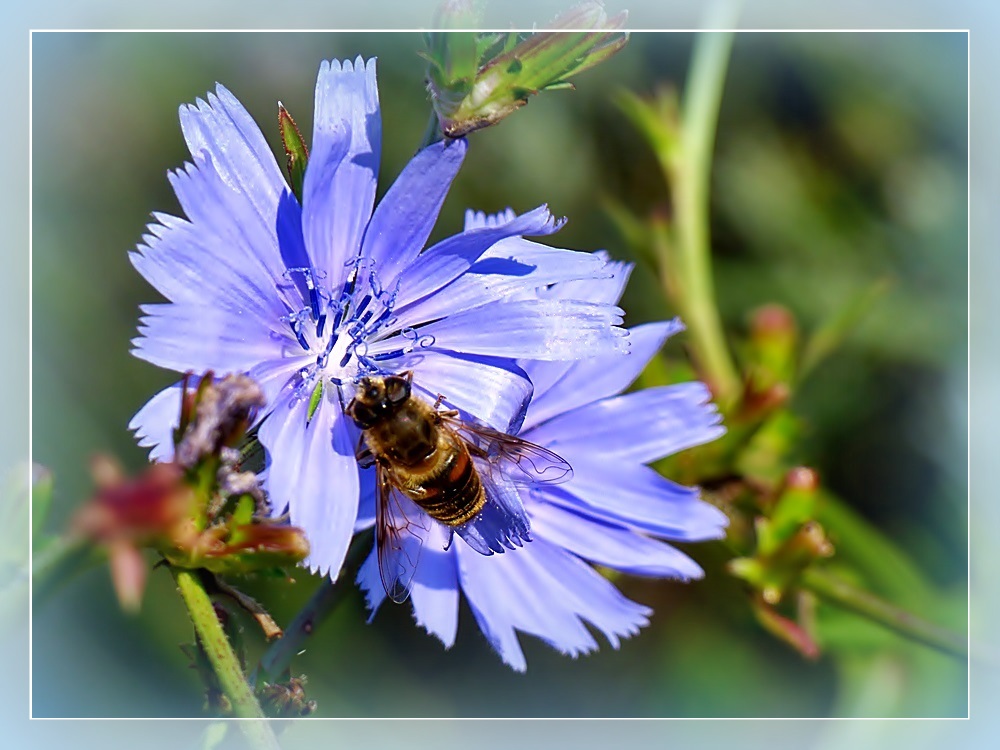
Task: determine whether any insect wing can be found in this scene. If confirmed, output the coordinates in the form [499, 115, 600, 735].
[375, 464, 432, 604]
[444, 416, 573, 486]
[452, 458, 532, 555]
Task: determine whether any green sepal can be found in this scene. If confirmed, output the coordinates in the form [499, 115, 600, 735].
[225, 496, 256, 545]
[279, 103, 308, 202]
[760, 471, 821, 555]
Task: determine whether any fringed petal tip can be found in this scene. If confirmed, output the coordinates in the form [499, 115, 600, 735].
[316, 56, 378, 107]
[688, 382, 727, 437]
[464, 204, 566, 237]
[455, 496, 531, 556]
[465, 207, 517, 230]
[355, 548, 386, 622]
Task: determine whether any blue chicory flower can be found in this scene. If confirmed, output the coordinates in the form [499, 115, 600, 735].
[357, 253, 727, 671]
[128, 57, 627, 579]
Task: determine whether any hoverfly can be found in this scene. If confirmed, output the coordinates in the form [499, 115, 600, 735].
[346, 370, 572, 603]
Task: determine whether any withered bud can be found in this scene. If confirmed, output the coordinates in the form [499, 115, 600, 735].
[259, 676, 317, 718]
[175, 374, 266, 468]
[73, 460, 193, 613]
[218, 468, 267, 509]
[73, 461, 191, 544]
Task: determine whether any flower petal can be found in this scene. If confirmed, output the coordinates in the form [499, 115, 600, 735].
[357, 545, 387, 615]
[522, 320, 684, 429]
[393, 226, 607, 326]
[463, 207, 518, 230]
[246, 357, 313, 412]
[394, 349, 532, 432]
[527, 382, 725, 464]
[275, 189, 313, 310]
[454, 463, 531, 555]
[354, 467, 377, 532]
[132, 303, 289, 373]
[303, 58, 379, 285]
[457, 538, 650, 671]
[529, 501, 704, 579]
[390, 204, 563, 316]
[536, 461, 728, 541]
[259, 386, 360, 577]
[369, 299, 627, 361]
[361, 138, 468, 291]
[407, 524, 461, 648]
[178, 86, 287, 269]
[129, 383, 184, 462]
[129, 361, 304, 462]
[130, 213, 287, 326]
[538, 252, 632, 305]
[157, 152, 296, 316]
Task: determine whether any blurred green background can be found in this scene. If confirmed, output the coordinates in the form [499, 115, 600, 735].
[31, 31, 967, 719]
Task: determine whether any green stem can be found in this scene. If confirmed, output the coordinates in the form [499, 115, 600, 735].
[660, 15, 741, 406]
[800, 567, 967, 662]
[418, 108, 442, 150]
[172, 568, 278, 743]
[253, 576, 351, 686]
[252, 533, 370, 686]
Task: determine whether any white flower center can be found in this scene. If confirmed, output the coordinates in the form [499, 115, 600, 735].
[278, 261, 430, 403]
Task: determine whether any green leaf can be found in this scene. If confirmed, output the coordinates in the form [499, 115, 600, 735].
[615, 88, 681, 165]
[800, 277, 892, 379]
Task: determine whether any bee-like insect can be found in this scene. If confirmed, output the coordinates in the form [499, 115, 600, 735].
[346, 371, 572, 603]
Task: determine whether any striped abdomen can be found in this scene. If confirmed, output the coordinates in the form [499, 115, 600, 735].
[408, 440, 485, 527]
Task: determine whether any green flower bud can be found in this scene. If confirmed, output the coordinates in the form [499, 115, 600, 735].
[425, 1, 628, 138]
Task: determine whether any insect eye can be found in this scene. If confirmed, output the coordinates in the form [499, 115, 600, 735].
[385, 376, 410, 404]
[349, 401, 378, 429]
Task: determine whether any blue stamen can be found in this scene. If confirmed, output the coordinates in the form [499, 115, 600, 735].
[308, 285, 321, 323]
[329, 276, 357, 333]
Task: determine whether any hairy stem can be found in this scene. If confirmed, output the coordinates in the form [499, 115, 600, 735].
[660, 13, 741, 406]
[172, 568, 279, 747]
[800, 567, 967, 661]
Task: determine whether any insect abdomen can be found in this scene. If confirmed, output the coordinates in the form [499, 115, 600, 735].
[413, 446, 484, 527]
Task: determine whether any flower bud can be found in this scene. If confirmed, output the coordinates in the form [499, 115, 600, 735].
[426, 1, 628, 138]
[741, 304, 798, 420]
[75, 373, 308, 611]
[175, 373, 265, 468]
[278, 103, 309, 201]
